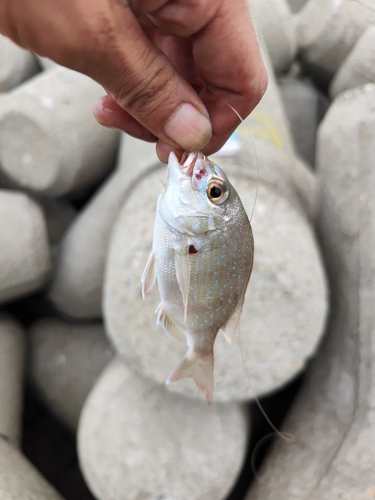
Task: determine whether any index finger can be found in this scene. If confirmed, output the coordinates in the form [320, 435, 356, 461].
[154, 0, 267, 159]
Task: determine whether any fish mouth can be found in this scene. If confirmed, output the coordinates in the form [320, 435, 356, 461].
[181, 151, 213, 182]
[181, 151, 199, 177]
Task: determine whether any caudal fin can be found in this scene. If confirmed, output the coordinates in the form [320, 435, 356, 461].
[166, 349, 214, 404]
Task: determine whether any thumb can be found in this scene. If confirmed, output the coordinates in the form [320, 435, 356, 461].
[85, 5, 212, 152]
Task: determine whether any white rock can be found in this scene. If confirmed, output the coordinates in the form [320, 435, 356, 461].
[78, 357, 248, 500]
[0, 35, 39, 92]
[29, 318, 114, 430]
[330, 25, 375, 98]
[286, 0, 308, 13]
[39, 198, 77, 246]
[48, 135, 159, 319]
[296, 0, 375, 83]
[0, 190, 51, 304]
[0, 66, 120, 196]
[0, 315, 25, 447]
[249, 0, 297, 73]
[248, 83, 375, 500]
[279, 77, 329, 166]
[0, 438, 63, 499]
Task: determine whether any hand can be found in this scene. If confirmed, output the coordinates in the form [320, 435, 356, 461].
[0, 0, 267, 162]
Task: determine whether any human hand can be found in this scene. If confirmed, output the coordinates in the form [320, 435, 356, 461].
[0, 0, 267, 163]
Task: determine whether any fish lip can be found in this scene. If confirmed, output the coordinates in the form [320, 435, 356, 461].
[181, 151, 214, 184]
[181, 151, 199, 177]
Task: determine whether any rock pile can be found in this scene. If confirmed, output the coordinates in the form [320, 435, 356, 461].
[0, 0, 373, 498]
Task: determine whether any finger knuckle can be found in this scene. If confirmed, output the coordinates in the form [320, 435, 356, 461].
[118, 59, 176, 117]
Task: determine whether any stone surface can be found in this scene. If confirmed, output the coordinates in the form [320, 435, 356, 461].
[29, 318, 114, 430]
[0, 438, 64, 500]
[39, 198, 77, 246]
[296, 0, 375, 83]
[0, 190, 51, 304]
[248, 84, 375, 499]
[279, 77, 329, 166]
[250, 0, 297, 73]
[0, 315, 25, 447]
[0, 35, 39, 92]
[104, 161, 327, 403]
[291, 156, 316, 221]
[78, 357, 248, 500]
[48, 135, 159, 319]
[286, 0, 308, 12]
[330, 25, 375, 98]
[0, 66, 120, 196]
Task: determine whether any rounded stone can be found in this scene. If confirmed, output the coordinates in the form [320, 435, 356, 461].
[103, 163, 328, 402]
[48, 135, 159, 319]
[0, 438, 63, 500]
[329, 25, 375, 98]
[0, 66, 120, 197]
[0, 190, 51, 304]
[29, 318, 115, 430]
[296, 0, 375, 83]
[250, 0, 297, 74]
[0, 34, 39, 92]
[0, 314, 25, 447]
[78, 357, 248, 500]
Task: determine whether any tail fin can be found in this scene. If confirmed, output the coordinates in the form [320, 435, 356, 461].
[166, 349, 214, 404]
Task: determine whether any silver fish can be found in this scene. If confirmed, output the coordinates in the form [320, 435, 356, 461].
[142, 151, 254, 403]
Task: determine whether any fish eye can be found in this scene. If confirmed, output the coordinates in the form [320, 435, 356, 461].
[206, 179, 229, 205]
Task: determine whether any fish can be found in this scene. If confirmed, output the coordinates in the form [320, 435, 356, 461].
[141, 151, 254, 403]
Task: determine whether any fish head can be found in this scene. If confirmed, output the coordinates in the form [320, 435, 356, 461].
[159, 151, 241, 236]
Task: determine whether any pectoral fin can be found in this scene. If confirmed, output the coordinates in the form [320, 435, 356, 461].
[141, 251, 157, 298]
[155, 303, 186, 343]
[174, 249, 190, 322]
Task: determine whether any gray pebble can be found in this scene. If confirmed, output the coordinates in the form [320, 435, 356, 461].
[78, 357, 248, 500]
[279, 77, 329, 166]
[48, 135, 159, 319]
[330, 25, 375, 98]
[296, 0, 375, 83]
[29, 318, 115, 430]
[248, 83, 375, 499]
[0, 66, 120, 197]
[0, 438, 63, 499]
[250, 0, 297, 74]
[0, 315, 25, 447]
[0, 35, 39, 92]
[0, 190, 51, 304]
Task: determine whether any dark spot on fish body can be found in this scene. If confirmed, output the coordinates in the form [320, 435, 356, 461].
[189, 245, 198, 254]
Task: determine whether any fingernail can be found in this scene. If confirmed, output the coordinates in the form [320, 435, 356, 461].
[164, 103, 212, 151]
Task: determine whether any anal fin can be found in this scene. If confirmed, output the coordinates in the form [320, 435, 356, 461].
[166, 348, 214, 404]
[156, 303, 186, 343]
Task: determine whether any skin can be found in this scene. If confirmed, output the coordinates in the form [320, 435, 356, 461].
[0, 0, 268, 163]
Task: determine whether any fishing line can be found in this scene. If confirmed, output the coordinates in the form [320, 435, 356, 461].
[216, 96, 259, 224]
[218, 96, 295, 483]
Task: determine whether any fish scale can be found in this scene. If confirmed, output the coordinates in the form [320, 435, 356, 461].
[142, 151, 253, 403]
